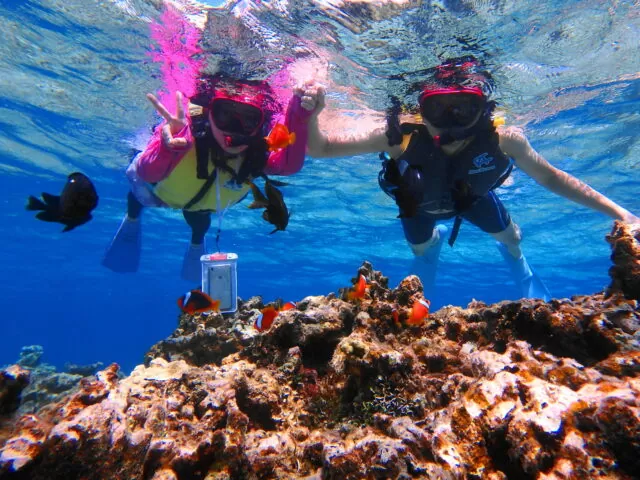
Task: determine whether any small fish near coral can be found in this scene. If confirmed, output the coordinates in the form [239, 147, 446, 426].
[177, 290, 221, 314]
[26, 172, 98, 232]
[265, 123, 296, 152]
[280, 301, 297, 311]
[347, 274, 369, 301]
[393, 299, 430, 326]
[254, 301, 297, 332]
[248, 179, 291, 233]
[255, 306, 279, 332]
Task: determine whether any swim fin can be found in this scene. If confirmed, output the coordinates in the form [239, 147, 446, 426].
[181, 242, 205, 283]
[409, 224, 448, 299]
[101, 216, 141, 273]
[496, 242, 551, 301]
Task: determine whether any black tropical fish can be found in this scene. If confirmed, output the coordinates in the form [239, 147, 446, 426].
[248, 179, 290, 234]
[26, 172, 99, 232]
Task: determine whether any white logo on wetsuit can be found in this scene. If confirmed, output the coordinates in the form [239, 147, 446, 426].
[469, 153, 495, 174]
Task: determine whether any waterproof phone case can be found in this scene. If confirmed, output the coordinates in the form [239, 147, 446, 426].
[201, 253, 238, 314]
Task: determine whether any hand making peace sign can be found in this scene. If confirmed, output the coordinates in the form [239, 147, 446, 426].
[146, 91, 189, 149]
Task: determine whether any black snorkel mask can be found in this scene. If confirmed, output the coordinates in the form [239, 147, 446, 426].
[211, 98, 265, 147]
[419, 87, 490, 147]
[192, 99, 266, 180]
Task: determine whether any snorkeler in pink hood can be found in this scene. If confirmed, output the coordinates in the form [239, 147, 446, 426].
[102, 75, 317, 281]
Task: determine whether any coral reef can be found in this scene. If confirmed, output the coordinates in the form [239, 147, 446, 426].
[0, 367, 29, 416]
[1, 347, 105, 419]
[0, 221, 639, 479]
[607, 221, 640, 301]
[15, 346, 44, 369]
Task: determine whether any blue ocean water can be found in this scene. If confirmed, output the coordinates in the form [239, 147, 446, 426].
[1, 0, 638, 373]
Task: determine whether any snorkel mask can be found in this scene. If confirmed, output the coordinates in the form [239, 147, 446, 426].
[210, 98, 265, 147]
[191, 75, 274, 148]
[418, 57, 494, 147]
[419, 86, 485, 129]
[419, 86, 488, 147]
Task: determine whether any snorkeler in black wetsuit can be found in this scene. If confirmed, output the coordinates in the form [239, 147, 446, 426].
[303, 57, 639, 300]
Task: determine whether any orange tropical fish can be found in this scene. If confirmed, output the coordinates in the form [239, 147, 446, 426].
[280, 301, 297, 311]
[392, 299, 430, 326]
[406, 299, 430, 325]
[255, 306, 280, 332]
[347, 274, 368, 301]
[177, 290, 221, 314]
[265, 123, 296, 152]
[255, 301, 297, 331]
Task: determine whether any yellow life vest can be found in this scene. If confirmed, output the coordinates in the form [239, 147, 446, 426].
[153, 147, 250, 212]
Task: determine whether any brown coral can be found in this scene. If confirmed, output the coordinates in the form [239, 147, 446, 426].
[0, 230, 639, 479]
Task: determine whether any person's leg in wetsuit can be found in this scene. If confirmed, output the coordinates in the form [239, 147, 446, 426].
[127, 191, 144, 219]
[403, 211, 449, 301]
[462, 191, 551, 301]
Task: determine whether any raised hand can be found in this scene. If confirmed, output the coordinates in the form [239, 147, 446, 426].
[294, 81, 325, 118]
[146, 91, 189, 148]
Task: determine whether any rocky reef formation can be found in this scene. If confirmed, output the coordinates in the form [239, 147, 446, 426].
[607, 221, 640, 301]
[0, 346, 104, 419]
[0, 346, 105, 456]
[0, 221, 639, 479]
[0, 368, 29, 417]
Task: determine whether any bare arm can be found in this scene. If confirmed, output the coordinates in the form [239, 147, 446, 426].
[304, 84, 393, 158]
[499, 126, 639, 223]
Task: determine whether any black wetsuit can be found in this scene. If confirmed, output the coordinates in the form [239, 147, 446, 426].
[380, 124, 513, 244]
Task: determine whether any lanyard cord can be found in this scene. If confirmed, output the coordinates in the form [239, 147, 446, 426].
[215, 171, 222, 252]
[214, 170, 232, 252]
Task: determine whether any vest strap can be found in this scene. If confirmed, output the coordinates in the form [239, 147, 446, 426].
[184, 168, 218, 211]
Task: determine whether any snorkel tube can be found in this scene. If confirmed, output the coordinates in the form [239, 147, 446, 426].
[385, 96, 404, 147]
